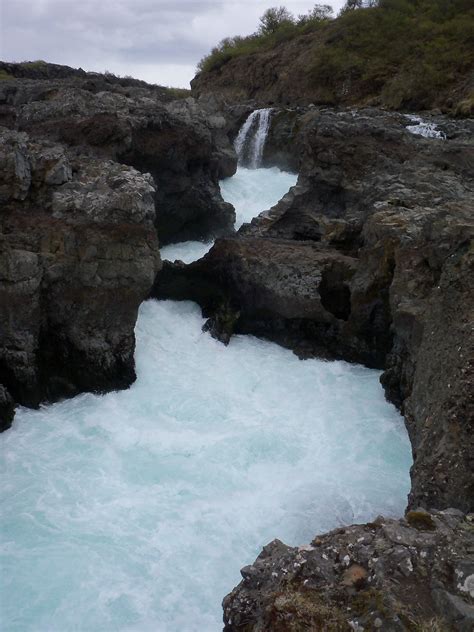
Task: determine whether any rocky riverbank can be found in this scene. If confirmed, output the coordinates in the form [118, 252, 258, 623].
[0, 63, 237, 428]
[223, 508, 474, 631]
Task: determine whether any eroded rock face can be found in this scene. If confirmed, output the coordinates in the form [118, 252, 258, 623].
[0, 127, 160, 424]
[223, 509, 474, 632]
[0, 67, 236, 244]
[153, 108, 474, 514]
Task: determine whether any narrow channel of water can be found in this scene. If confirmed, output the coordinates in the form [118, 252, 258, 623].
[160, 166, 296, 264]
[0, 112, 412, 632]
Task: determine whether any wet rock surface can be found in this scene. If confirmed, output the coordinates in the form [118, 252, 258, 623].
[223, 509, 474, 631]
[154, 108, 474, 514]
[0, 126, 160, 424]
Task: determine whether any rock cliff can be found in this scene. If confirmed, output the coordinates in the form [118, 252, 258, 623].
[0, 66, 236, 244]
[0, 127, 160, 429]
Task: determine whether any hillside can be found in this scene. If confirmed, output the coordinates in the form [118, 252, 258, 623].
[192, 0, 474, 114]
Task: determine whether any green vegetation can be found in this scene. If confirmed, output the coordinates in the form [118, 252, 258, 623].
[311, 0, 474, 109]
[0, 70, 13, 81]
[19, 60, 48, 68]
[197, 0, 474, 111]
[197, 4, 334, 73]
[405, 510, 436, 530]
[164, 87, 192, 100]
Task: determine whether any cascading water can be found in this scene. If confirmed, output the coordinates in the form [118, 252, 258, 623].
[233, 108, 272, 168]
[0, 117, 413, 632]
[405, 114, 446, 139]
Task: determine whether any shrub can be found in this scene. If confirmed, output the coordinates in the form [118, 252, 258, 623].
[258, 6, 294, 35]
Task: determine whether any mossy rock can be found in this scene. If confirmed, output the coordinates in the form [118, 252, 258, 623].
[454, 94, 474, 118]
[0, 70, 13, 81]
[406, 510, 436, 531]
[269, 589, 348, 631]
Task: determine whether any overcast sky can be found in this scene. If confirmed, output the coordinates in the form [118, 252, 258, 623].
[1, 0, 346, 88]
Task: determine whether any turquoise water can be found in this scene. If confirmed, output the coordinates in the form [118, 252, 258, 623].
[0, 168, 412, 632]
[160, 166, 297, 263]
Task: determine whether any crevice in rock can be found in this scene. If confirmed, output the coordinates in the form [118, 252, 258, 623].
[319, 266, 352, 321]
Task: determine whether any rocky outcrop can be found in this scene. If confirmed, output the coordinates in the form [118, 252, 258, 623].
[0, 127, 160, 425]
[223, 508, 474, 631]
[153, 108, 474, 514]
[0, 64, 237, 244]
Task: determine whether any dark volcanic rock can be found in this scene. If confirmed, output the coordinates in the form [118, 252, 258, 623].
[223, 509, 474, 632]
[0, 384, 14, 431]
[0, 66, 237, 244]
[154, 108, 474, 514]
[0, 127, 160, 422]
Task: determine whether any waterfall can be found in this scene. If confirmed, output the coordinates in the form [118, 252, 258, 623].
[234, 108, 272, 168]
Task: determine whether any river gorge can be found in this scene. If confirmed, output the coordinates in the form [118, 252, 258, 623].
[0, 61, 473, 632]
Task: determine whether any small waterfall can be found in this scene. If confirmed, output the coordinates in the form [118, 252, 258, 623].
[405, 114, 446, 140]
[234, 108, 273, 168]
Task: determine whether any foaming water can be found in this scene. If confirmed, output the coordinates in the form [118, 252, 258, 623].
[1, 300, 411, 631]
[220, 166, 297, 230]
[160, 240, 213, 264]
[405, 114, 446, 139]
[161, 167, 297, 263]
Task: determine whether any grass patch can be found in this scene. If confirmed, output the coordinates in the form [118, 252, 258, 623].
[406, 510, 436, 531]
[0, 70, 13, 81]
[164, 87, 191, 99]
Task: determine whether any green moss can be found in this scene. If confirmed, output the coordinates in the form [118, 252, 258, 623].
[351, 588, 390, 618]
[269, 589, 348, 630]
[406, 510, 436, 531]
[164, 87, 191, 100]
[0, 70, 13, 81]
[455, 93, 474, 117]
[20, 60, 48, 68]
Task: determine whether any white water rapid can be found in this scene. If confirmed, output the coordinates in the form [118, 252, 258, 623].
[405, 114, 446, 139]
[0, 113, 412, 632]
